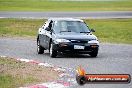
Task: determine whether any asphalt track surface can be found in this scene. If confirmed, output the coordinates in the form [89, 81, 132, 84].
[0, 38, 132, 88]
[0, 11, 132, 19]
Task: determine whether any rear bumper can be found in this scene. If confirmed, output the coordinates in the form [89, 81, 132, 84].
[52, 42, 99, 54]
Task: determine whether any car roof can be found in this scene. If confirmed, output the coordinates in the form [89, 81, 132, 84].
[48, 18, 84, 22]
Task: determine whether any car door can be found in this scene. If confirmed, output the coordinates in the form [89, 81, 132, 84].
[45, 20, 53, 49]
[39, 21, 50, 49]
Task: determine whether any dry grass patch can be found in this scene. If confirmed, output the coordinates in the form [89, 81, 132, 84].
[0, 57, 60, 88]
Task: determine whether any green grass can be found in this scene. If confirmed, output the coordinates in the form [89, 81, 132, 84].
[0, 74, 37, 88]
[0, 18, 132, 44]
[0, 75, 13, 88]
[0, 18, 44, 37]
[85, 19, 132, 44]
[0, 0, 132, 11]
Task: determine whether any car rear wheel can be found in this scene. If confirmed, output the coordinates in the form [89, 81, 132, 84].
[37, 40, 44, 54]
[50, 43, 57, 58]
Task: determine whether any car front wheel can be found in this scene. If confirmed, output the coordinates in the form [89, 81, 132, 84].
[50, 43, 57, 58]
[37, 40, 44, 54]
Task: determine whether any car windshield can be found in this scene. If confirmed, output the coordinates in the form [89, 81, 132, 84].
[53, 21, 90, 33]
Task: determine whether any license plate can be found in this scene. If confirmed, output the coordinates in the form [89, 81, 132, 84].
[74, 45, 84, 49]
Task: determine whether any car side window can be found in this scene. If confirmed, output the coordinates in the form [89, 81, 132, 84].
[40, 21, 50, 33]
[48, 20, 53, 29]
[42, 20, 53, 30]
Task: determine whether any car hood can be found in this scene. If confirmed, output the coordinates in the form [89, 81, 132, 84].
[55, 32, 97, 40]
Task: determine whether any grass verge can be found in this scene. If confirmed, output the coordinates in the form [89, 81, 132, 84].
[0, 0, 132, 11]
[85, 19, 132, 44]
[0, 18, 132, 44]
[0, 57, 59, 88]
[0, 18, 44, 37]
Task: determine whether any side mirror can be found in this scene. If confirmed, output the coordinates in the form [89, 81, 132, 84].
[45, 27, 51, 31]
[90, 29, 95, 32]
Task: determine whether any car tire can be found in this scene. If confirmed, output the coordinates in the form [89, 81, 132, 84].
[89, 50, 98, 57]
[50, 43, 57, 58]
[37, 40, 44, 54]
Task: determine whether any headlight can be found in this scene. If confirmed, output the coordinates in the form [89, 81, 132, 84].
[88, 40, 99, 45]
[55, 39, 70, 43]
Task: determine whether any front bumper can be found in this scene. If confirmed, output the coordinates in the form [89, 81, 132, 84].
[52, 42, 99, 54]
